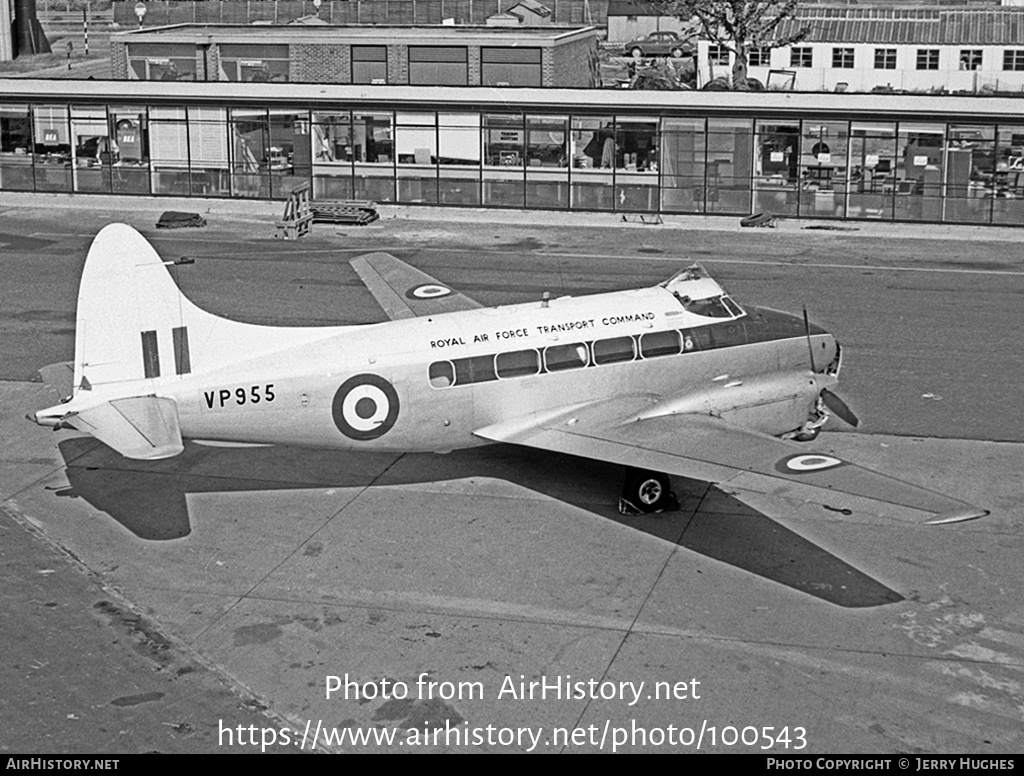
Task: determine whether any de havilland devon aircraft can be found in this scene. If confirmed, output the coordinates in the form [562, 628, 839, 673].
[31, 223, 987, 525]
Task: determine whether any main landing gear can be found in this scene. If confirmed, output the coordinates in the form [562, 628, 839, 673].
[619, 469, 679, 516]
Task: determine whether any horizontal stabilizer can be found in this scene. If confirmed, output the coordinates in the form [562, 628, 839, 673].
[66, 396, 184, 460]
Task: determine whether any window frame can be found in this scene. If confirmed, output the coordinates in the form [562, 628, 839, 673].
[916, 49, 939, 71]
[874, 48, 897, 70]
[1003, 49, 1024, 72]
[790, 47, 813, 69]
[831, 47, 854, 69]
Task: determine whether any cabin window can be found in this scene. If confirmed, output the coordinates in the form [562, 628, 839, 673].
[544, 343, 589, 372]
[690, 323, 747, 349]
[713, 321, 747, 348]
[496, 349, 540, 379]
[429, 360, 454, 388]
[739, 313, 770, 343]
[639, 330, 681, 358]
[592, 336, 636, 365]
[453, 355, 497, 385]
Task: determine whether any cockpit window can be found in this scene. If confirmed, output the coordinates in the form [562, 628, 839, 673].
[678, 294, 745, 319]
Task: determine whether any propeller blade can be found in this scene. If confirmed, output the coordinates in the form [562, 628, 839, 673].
[802, 306, 815, 372]
[821, 388, 860, 428]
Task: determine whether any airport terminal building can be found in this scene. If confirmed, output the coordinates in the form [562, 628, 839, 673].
[2, 79, 1024, 226]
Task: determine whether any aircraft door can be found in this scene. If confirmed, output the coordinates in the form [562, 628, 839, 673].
[419, 358, 475, 447]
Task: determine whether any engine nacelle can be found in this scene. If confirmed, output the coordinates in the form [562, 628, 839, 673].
[636, 370, 837, 437]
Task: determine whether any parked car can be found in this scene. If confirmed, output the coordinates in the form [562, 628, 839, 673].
[622, 31, 689, 59]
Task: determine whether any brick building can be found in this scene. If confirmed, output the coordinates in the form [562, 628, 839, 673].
[110, 24, 599, 88]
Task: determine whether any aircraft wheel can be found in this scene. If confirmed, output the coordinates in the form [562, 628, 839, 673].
[622, 470, 673, 514]
[793, 427, 821, 442]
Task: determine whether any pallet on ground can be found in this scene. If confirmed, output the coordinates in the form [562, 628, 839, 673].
[309, 200, 379, 225]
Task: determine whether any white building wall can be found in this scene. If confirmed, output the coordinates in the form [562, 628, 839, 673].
[695, 41, 1024, 94]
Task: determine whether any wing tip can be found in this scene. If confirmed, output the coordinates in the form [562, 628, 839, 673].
[925, 507, 990, 525]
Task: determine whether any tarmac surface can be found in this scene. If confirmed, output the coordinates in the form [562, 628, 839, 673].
[1, 195, 1022, 753]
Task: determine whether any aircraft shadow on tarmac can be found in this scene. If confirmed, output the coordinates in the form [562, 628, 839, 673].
[53, 437, 902, 609]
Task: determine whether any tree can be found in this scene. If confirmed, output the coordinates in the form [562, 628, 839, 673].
[651, 0, 810, 90]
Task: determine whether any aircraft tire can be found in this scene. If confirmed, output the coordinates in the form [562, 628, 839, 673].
[793, 427, 821, 442]
[623, 470, 673, 514]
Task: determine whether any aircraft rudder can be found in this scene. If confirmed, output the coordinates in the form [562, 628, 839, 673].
[74, 223, 207, 391]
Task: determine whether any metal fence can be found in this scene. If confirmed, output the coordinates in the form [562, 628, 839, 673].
[112, 0, 609, 28]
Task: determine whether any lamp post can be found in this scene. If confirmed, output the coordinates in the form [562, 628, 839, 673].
[312, 0, 321, 16]
[134, 2, 146, 28]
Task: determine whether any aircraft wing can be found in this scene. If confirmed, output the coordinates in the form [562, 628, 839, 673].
[350, 252, 483, 320]
[474, 398, 987, 525]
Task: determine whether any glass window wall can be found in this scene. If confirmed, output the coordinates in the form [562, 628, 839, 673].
[438, 113, 480, 206]
[571, 116, 614, 211]
[753, 120, 799, 217]
[268, 110, 310, 199]
[188, 107, 230, 197]
[483, 113, 525, 207]
[944, 124, 994, 224]
[661, 117, 706, 213]
[615, 116, 659, 212]
[230, 108, 269, 198]
[0, 104, 34, 191]
[896, 122, 944, 223]
[993, 125, 1024, 226]
[110, 106, 150, 194]
[396, 111, 438, 204]
[706, 118, 752, 214]
[150, 106, 189, 196]
[311, 110, 353, 200]
[32, 105, 72, 192]
[798, 121, 848, 219]
[525, 114, 567, 208]
[352, 112, 394, 202]
[2, 97, 1024, 226]
[848, 122, 896, 220]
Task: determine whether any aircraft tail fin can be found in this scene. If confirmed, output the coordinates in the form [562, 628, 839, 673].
[73, 223, 214, 391]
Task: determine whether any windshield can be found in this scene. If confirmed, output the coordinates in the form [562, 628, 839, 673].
[679, 294, 745, 319]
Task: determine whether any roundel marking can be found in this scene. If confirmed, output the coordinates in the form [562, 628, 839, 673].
[406, 284, 452, 300]
[332, 374, 400, 440]
[776, 453, 846, 474]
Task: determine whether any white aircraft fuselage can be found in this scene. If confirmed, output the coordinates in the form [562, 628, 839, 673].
[163, 286, 837, 454]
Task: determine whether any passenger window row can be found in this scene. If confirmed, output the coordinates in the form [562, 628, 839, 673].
[428, 321, 768, 389]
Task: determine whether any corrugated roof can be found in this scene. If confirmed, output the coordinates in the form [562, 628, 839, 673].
[608, 4, 1024, 46]
[778, 8, 1024, 45]
[606, 1, 667, 18]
